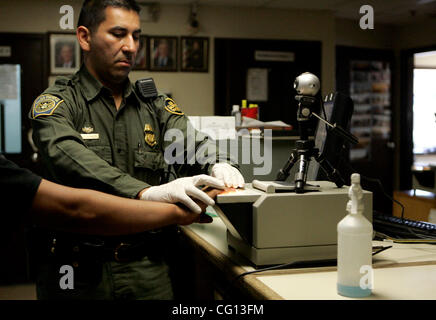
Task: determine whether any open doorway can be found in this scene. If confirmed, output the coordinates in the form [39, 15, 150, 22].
[399, 45, 436, 191]
[400, 46, 436, 194]
[413, 51, 436, 162]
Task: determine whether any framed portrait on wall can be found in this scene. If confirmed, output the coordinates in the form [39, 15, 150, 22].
[49, 33, 80, 75]
[133, 35, 148, 70]
[181, 37, 209, 72]
[149, 36, 178, 71]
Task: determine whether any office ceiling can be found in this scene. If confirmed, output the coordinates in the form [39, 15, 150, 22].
[149, 0, 436, 25]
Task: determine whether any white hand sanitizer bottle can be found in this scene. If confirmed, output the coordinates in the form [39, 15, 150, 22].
[337, 173, 373, 297]
[231, 104, 241, 127]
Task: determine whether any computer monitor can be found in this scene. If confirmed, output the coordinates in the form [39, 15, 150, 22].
[308, 92, 355, 182]
[0, 64, 22, 154]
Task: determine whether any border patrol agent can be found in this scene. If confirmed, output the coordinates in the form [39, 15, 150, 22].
[29, 0, 243, 300]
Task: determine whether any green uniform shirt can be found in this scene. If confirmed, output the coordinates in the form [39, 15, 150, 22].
[30, 65, 232, 199]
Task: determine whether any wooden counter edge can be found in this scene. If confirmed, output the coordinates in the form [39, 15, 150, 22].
[180, 226, 436, 298]
[180, 226, 284, 300]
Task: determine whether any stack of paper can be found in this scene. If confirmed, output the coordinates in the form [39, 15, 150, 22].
[239, 116, 292, 129]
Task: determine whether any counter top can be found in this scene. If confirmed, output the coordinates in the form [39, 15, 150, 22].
[182, 215, 436, 300]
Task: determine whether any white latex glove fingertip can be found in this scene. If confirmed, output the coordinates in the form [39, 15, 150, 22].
[187, 201, 202, 214]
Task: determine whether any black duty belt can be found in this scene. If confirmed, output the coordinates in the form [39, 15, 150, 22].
[30, 227, 179, 263]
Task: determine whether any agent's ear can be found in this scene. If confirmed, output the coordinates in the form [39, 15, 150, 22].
[77, 26, 91, 52]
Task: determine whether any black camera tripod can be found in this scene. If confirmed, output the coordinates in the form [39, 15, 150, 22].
[275, 94, 354, 194]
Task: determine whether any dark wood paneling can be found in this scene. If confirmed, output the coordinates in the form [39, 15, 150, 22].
[336, 46, 395, 215]
[0, 33, 48, 173]
[0, 33, 47, 284]
[215, 38, 322, 136]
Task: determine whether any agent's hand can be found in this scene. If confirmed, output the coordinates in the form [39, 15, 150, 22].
[211, 163, 245, 188]
[175, 188, 223, 225]
[140, 175, 224, 214]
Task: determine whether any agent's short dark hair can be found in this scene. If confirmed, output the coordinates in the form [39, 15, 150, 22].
[77, 0, 141, 32]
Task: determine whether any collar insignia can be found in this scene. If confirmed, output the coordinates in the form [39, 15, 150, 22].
[82, 126, 94, 134]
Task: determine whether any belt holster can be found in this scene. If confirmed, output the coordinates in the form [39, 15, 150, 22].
[29, 229, 105, 284]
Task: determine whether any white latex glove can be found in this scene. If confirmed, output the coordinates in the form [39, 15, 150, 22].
[211, 163, 245, 188]
[140, 174, 225, 214]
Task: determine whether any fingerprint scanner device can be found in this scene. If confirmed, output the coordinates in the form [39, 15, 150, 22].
[252, 180, 320, 193]
[214, 73, 366, 266]
[214, 181, 372, 266]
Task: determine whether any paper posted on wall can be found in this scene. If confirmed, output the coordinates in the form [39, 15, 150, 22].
[188, 116, 236, 140]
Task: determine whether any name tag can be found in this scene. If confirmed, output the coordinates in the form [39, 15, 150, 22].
[81, 133, 99, 140]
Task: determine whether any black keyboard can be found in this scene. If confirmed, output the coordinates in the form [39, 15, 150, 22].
[373, 211, 436, 240]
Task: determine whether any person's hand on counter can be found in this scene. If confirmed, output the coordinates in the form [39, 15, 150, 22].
[140, 174, 225, 214]
[176, 187, 224, 225]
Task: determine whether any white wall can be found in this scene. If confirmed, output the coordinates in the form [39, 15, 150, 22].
[394, 19, 436, 50]
[335, 18, 396, 49]
[0, 0, 335, 116]
[414, 51, 436, 68]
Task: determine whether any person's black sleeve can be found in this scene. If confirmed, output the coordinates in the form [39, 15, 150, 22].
[0, 154, 42, 227]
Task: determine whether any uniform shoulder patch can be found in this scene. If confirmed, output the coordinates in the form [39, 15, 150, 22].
[32, 94, 64, 119]
[164, 97, 184, 115]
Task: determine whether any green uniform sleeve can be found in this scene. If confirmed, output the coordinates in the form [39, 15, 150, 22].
[30, 93, 149, 198]
[153, 94, 239, 178]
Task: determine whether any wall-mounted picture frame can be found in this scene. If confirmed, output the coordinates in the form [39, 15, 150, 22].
[133, 35, 148, 70]
[181, 37, 209, 72]
[49, 33, 80, 75]
[149, 36, 178, 71]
